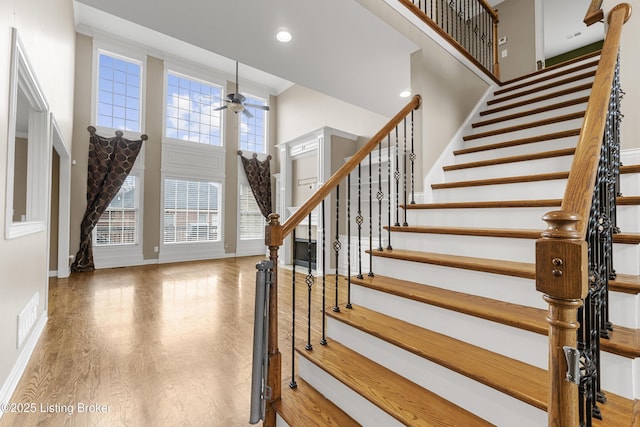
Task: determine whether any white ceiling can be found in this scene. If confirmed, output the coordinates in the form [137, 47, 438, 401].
[74, 0, 603, 117]
[74, 0, 419, 117]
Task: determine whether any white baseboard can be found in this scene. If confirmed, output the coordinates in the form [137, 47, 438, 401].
[0, 313, 47, 419]
[48, 270, 58, 278]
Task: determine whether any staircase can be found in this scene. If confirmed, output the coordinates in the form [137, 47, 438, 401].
[274, 51, 640, 426]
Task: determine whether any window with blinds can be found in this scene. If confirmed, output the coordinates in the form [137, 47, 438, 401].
[239, 183, 264, 240]
[239, 94, 266, 153]
[96, 52, 142, 132]
[163, 178, 221, 244]
[165, 71, 223, 145]
[95, 175, 138, 246]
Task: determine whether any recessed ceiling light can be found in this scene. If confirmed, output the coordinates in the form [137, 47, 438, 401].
[276, 30, 292, 43]
[399, 90, 411, 98]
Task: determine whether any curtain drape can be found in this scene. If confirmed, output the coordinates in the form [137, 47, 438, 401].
[238, 151, 272, 219]
[71, 128, 146, 272]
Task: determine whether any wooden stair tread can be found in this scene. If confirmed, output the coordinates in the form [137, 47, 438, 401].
[488, 71, 596, 106]
[368, 248, 640, 357]
[404, 196, 640, 209]
[387, 225, 640, 245]
[453, 129, 580, 156]
[500, 50, 600, 86]
[481, 83, 593, 116]
[445, 148, 575, 171]
[472, 97, 589, 128]
[296, 341, 492, 426]
[432, 164, 640, 190]
[328, 305, 548, 411]
[275, 378, 360, 427]
[495, 61, 599, 96]
[463, 112, 585, 141]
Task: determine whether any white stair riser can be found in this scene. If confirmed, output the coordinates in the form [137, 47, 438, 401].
[371, 253, 637, 328]
[609, 292, 639, 329]
[276, 415, 289, 427]
[372, 255, 546, 309]
[446, 155, 574, 182]
[474, 103, 588, 134]
[463, 118, 585, 148]
[327, 317, 548, 427]
[297, 356, 403, 427]
[432, 179, 567, 202]
[391, 232, 640, 276]
[454, 136, 579, 164]
[351, 284, 548, 369]
[489, 75, 595, 108]
[480, 89, 593, 118]
[406, 205, 640, 232]
[433, 174, 639, 203]
[346, 286, 637, 398]
[499, 58, 598, 89]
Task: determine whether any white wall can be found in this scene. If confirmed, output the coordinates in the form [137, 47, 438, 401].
[0, 0, 75, 407]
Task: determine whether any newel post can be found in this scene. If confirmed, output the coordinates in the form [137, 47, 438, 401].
[536, 211, 588, 426]
[264, 213, 283, 427]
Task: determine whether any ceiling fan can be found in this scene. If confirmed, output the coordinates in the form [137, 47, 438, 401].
[214, 61, 270, 118]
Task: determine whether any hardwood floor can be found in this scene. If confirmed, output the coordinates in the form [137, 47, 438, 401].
[0, 256, 343, 427]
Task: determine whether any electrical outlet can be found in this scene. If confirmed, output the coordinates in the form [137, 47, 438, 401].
[501, 49, 508, 58]
[154, 246, 159, 253]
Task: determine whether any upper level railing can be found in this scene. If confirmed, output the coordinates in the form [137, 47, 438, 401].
[398, 0, 500, 81]
[584, 0, 604, 26]
[535, 3, 631, 426]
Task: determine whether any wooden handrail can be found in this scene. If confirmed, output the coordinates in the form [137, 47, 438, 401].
[584, 0, 604, 26]
[478, 0, 499, 20]
[279, 94, 422, 240]
[560, 3, 631, 238]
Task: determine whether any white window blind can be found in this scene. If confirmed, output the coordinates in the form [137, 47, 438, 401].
[239, 183, 264, 240]
[95, 175, 138, 246]
[163, 178, 221, 244]
[165, 71, 222, 145]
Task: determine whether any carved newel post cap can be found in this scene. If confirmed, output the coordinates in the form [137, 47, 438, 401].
[267, 213, 280, 226]
[541, 210, 581, 240]
[115, 130, 124, 138]
[87, 125, 96, 135]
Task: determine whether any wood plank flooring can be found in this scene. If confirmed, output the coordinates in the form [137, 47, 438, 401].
[0, 256, 344, 427]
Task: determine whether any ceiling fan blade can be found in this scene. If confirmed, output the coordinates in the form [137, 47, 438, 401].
[244, 103, 270, 111]
[242, 108, 253, 118]
[213, 105, 228, 111]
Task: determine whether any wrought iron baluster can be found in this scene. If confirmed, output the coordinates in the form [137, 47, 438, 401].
[346, 176, 352, 310]
[377, 141, 383, 251]
[368, 153, 374, 277]
[394, 126, 400, 227]
[410, 110, 416, 205]
[403, 118, 408, 226]
[289, 229, 297, 389]
[305, 213, 313, 351]
[357, 165, 364, 280]
[321, 200, 327, 345]
[387, 134, 393, 250]
[333, 185, 341, 312]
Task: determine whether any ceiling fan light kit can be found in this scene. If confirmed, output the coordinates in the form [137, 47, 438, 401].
[214, 61, 270, 118]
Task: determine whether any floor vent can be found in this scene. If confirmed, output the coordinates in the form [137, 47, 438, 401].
[17, 292, 39, 348]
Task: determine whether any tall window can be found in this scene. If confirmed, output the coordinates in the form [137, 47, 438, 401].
[163, 178, 221, 244]
[239, 183, 264, 240]
[165, 71, 222, 145]
[240, 94, 267, 153]
[96, 51, 142, 132]
[95, 175, 138, 246]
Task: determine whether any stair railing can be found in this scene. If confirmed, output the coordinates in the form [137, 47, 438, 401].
[397, 0, 500, 81]
[535, 4, 631, 426]
[584, 0, 604, 26]
[261, 94, 421, 427]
